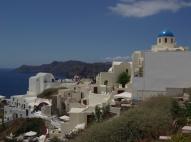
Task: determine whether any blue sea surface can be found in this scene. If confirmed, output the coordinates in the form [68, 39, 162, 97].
[0, 69, 34, 98]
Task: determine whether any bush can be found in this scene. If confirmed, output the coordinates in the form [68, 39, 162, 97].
[169, 133, 191, 142]
[50, 136, 62, 142]
[185, 103, 191, 118]
[94, 106, 103, 122]
[94, 104, 111, 122]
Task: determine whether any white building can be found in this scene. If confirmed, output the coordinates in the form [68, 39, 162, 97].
[96, 61, 132, 86]
[27, 72, 61, 96]
[0, 95, 5, 101]
[4, 73, 57, 122]
[4, 95, 51, 122]
[132, 30, 190, 100]
[52, 88, 86, 116]
[61, 92, 111, 136]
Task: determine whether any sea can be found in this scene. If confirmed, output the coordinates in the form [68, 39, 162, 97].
[0, 69, 34, 98]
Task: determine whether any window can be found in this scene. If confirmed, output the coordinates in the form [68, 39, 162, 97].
[83, 100, 87, 105]
[104, 80, 108, 85]
[26, 109, 29, 116]
[171, 38, 173, 43]
[159, 38, 161, 43]
[81, 92, 84, 99]
[94, 87, 98, 94]
[165, 38, 167, 43]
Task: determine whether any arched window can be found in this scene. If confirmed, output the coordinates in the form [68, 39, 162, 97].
[171, 38, 173, 43]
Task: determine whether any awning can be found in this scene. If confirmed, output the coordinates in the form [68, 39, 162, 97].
[24, 131, 37, 137]
[59, 115, 70, 121]
[114, 92, 132, 99]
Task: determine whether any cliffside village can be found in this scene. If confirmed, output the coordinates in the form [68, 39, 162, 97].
[2, 30, 191, 141]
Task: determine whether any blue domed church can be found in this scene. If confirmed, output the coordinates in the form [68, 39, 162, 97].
[151, 30, 186, 52]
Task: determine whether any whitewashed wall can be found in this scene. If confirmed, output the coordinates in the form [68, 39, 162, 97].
[133, 51, 191, 100]
[143, 51, 191, 91]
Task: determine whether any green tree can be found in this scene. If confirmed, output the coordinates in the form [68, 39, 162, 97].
[117, 71, 130, 88]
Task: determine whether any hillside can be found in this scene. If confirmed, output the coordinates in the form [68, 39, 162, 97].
[70, 96, 191, 142]
[15, 60, 111, 78]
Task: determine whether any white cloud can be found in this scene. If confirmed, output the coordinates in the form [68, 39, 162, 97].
[105, 56, 130, 61]
[109, 0, 191, 18]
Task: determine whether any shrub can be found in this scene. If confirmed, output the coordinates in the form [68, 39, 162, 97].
[94, 106, 103, 122]
[50, 136, 62, 142]
[185, 103, 191, 118]
[94, 104, 111, 122]
[169, 133, 191, 142]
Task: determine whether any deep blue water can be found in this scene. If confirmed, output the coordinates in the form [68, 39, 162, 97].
[0, 69, 34, 98]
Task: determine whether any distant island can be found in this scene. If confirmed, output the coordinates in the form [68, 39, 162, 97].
[15, 60, 111, 78]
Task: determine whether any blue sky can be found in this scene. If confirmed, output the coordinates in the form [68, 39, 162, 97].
[0, 0, 191, 68]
